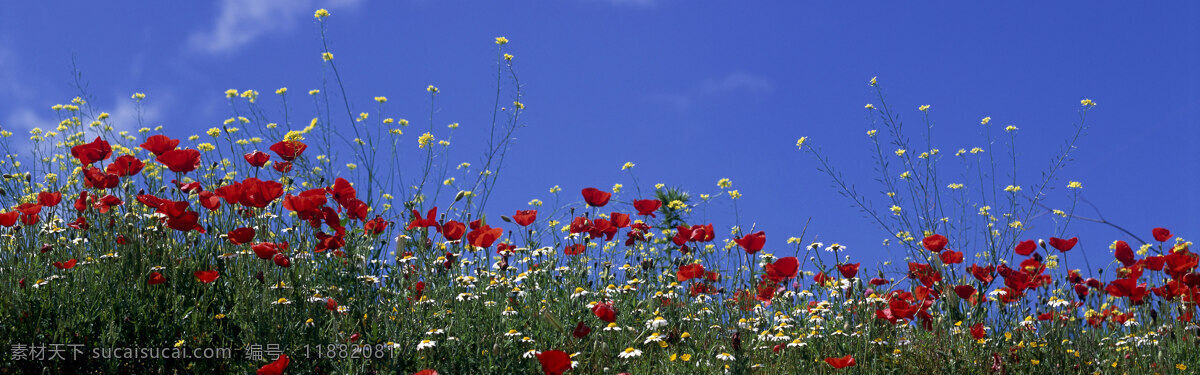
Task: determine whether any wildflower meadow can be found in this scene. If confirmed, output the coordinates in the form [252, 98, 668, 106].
[2, 5, 1198, 375]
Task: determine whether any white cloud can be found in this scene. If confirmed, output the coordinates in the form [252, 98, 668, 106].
[3, 108, 53, 133]
[187, 0, 362, 55]
[0, 40, 33, 99]
[105, 93, 165, 135]
[647, 71, 772, 110]
[699, 72, 773, 95]
[1, 108, 55, 154]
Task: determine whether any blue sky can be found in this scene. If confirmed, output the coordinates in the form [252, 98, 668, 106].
[0, 1, 1196, 273]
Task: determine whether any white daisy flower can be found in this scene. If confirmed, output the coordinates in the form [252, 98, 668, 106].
[616, 347, 642, 359]
[416, 340, 436, 350]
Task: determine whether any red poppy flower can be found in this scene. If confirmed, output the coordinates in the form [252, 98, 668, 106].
[237, 178, 284, 208]
[406, 207, 439, 230]
[922, 234, 948, 252]
[314, 230, 346, 253]
[37, 191, 61, 207]
[513, 209, 537, 226]
[157, 149, 201, 173]
[813, 271, 833, 285]
[166, 211, 206, 233]
[256, 354, 290, 375]
[677, 263, 706, 282]
[244, 151, 271, 167]
[610, 212, 630, 229]
[970, 323, 986, 339]
[573, 321, 592, 339]
[837, 263, 860, 278]
[1014, 240, 1037, 256]
[82, 167, 119, 189]
[323, 298, 340, 312]
[764, 257, 799, 282]
[328, 178, 357, 207]
[563, 244, 586, 255]
[147, 272, 166, 285]
[536, 350, 572, 375]
[106, 155, 145, 177]
[52, 259, 78, 270]
[1142, 256, 1165, 272]
[273, 253, 291, 268]
[1153, 227, 1172, 242]
[580, 187, 611, 207]
[252, 242, 282, 260]
[735, 231, 766, 254]
[467, 225, 503, 248]
[907, 262, 942, 287]
[140, 134, 179, 156]
[438, 220, 465, 241]
[198, 191, 221, 211]
[16, 203, 40, 217]
[633, 199, 661, 217]
[71, 137, 112, 165]
[281, 189, 326, 220]
[194, 270, 220, 283]
[755, 281, 778, 301]
[968, 264, 995, 283]
[364, 217, 389, 235]
[272, 161, 293, 173]
[64, 217, 87, 230]
[1106, 278, 1148, 304]
[1048, 237, 1078, 252]
[1114, 240, 1136, 266]
[939, 250, 964, 264]
[592, 302, 617, 323]
[824, 354, 856, 369]
[228, 227, 255, 245]
[954, 285, 976, 299]
[0, 211, 17, 227]
[413, 370, 438, 375]
[94, 195, 124, 214]
[269, 140, 308, 161]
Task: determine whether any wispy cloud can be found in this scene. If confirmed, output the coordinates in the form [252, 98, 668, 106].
[699, 72, 773, 95]
[105, 92, 166, 135]
[3, 108, 53, 133]
[648, 71, 773, 110]
[187, 0, 362, 55]
[0, 40, 34, 99]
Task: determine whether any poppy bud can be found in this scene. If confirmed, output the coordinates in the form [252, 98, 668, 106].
[454, 190, 467, 202]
